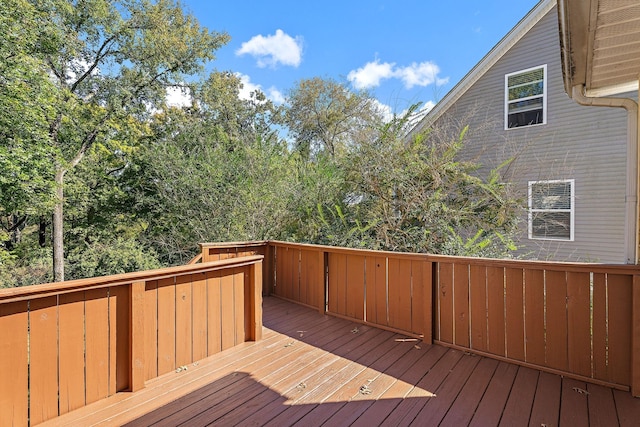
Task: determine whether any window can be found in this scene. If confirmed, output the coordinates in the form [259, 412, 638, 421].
[528, 179, 574, 241]
[505, 65, 546, 129]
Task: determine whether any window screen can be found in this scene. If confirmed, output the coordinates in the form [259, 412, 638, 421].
[506, 66, 546, 128]
[528, 180, 574, 240]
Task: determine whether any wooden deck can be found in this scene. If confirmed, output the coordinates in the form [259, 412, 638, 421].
[43, 297, 640, 427]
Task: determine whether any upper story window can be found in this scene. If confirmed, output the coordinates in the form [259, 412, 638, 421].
[528, 179, 574, 241]
[505, 65, 547, 129]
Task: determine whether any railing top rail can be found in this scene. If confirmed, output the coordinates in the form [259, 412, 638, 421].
[0, 255, 263, 304]
[199, 241, 268, 249]
[187, 253, 203, 264]
[266, 240, 640, 275]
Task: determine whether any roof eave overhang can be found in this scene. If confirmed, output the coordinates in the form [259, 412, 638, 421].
[559, 0, 640, 98]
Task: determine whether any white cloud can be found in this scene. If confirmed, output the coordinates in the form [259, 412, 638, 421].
[396, 62, 446, 89]
[165, 86, 192, 108]
[236, 73, 285, 105]
[347, 59, 449, 90]
[371, 98, 394, 123]
[347, 60, 396, 90]
[236, 29, 303, 68]
[236, 73, 262, 101]
[266, 86, 285, 105]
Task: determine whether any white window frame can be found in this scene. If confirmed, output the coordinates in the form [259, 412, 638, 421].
[505, 64, 547, 130]
[528, 179, 574, 241]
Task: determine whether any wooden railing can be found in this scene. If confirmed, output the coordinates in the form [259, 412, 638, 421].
[3, 239, 638, 426]
[203, 241, 640, 396]
[0, 255, 263, 426]
[431, 257, 640, 393]
[269, 241, 432, 341]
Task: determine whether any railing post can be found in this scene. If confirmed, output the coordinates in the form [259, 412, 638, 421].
[632, 274, 640, 397]
[200, 243, 210, 263]
[247, 260, 263, 341]
[130, 281, 145, 392]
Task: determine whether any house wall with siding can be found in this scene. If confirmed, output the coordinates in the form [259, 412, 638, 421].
[431, 8, 631, 263]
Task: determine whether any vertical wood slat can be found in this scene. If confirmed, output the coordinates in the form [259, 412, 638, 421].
[207, 271, 222, 356]
[220, 271, 235, 351]
[524, 269, 546, 366]
[85, 288, 110, 404]
[156, 277, 175, 376]
[470, 265, 488, 352]
[277, 246, 296, 300]
[546, 270, 568, 372]
[291, 248, 300, 302]
[109, 287, 117, 396]
[372, 256, 387, 327]
[0, 301, 28, 426]
[327, 253, 346, 316]
[388, 257, 412, 332]
[411, 260, 425, 337]
[280, 245, 290, 299]
[175, 275, 193, 367]
[567, 272, 592, 378]
[486, 266, 505, 356]
[192, 272, 208, 362]
[58, 292, 86, 414]
[608, 274, 632, 386]
[336, 253, 348, 316]
[438, 262, 454, 344]
[29, 296, 59, 425]
[345, 254, 365, 321]
[592, 273, 608, 382]
[299, 249, 310, 306]
[454, 263, 470, 348]
[233, 268, 246, 345]
[301, 249, 322, 309]
[283, 245, 293, 300]
[505, 268, 524, 361]
[271, 245, 284, 296]
[143, 281, 158, 381]
[130, 281, 145, 392]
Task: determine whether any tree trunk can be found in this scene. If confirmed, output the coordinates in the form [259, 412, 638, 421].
[53, 168, 65, 282]
[39, 216, 47, 247]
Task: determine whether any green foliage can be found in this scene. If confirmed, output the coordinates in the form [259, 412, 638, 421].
[279, 77, 385, 157]
[0, 0, 59, 217]
[65, 237, 161, 279]
[299, 103, 523, 257]
[116, 72, 291, 265]
[0, 9, 525, 288]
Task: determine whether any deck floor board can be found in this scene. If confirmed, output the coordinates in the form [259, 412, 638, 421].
[40, 297, 640, 427]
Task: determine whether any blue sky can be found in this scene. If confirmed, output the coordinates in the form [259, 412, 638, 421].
[178, 0, 541, 116]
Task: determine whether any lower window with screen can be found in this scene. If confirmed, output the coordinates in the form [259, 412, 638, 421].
[528, 179, 574, 241]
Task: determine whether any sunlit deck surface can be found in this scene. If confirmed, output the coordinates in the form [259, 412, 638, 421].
[45, 297, 640, 426]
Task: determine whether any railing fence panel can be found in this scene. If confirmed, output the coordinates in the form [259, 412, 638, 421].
[0, 255, 263, 426]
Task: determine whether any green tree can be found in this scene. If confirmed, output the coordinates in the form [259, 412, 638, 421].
[280, 77, 384, 158]
[122, 72, 290, 265]
[0, 0, 59, 254]
[33, 0, 229, 281]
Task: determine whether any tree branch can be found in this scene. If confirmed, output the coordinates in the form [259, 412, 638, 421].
[70, 35, 117, 93]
